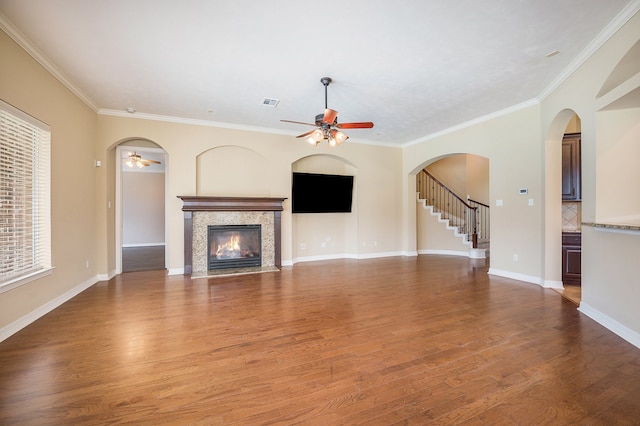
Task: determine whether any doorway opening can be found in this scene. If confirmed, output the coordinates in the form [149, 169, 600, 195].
[116, 144, 167, 273]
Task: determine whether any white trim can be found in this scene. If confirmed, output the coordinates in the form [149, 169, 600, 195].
[0, 13, 99, 112]
[579, 302, 640, 350]
[98, 109, 400, 149]
[97, 270, 116, 282]
[537, 0, 640, 102]
[289, 251, 406, 265]
[0, 276, 97, 342]
[0, 267, 54, 294]
[167, 268, 184, 275]
[469, 248, 486, 259]
[418, 249, 469, 257]
[122, 243, 166, 248]
[357, 251, 405, 260]
[487, 268, 542, 286]
[402, 99, 539, 147]
[543, 279, 564, 289]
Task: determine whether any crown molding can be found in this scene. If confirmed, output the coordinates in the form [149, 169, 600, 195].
[538, 0, 640, 101]
[402, 98, 540, 147]
[0, 12, 99, 112]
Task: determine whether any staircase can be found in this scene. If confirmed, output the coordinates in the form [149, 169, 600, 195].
[416, 169, 489, 259]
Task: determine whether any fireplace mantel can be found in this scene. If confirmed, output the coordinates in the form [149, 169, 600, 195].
[178, 196, 286, 275]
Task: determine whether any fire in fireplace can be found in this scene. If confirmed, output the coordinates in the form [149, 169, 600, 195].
[208, 225, 261, 270]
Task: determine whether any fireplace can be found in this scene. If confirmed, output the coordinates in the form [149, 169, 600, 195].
[178, 196, 286, 276]
[208, 224, 261, 270]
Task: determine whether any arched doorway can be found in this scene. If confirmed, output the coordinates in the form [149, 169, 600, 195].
[543, 110, 581, 296]
[414, 153, 490, 257]
[115, 142, 168, 274]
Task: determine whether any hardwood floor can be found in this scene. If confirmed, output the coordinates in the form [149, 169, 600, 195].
[1, 255, 639, 425]
[122, 245, 165, 272]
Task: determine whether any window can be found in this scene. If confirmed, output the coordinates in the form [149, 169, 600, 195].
[0, 99, 51, 293]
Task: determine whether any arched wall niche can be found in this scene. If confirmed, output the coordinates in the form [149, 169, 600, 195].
[290, 154, 358, 263]
[594, 37, 640, 223]
[597, 39, 640, 100]
[196, 145, 269, 196]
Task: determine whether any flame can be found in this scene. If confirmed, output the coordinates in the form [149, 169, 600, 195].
[214, 232, 251, 259]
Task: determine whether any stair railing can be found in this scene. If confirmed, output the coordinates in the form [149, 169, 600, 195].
[467, 197, 490, 243]
[416, 169, 485, 248]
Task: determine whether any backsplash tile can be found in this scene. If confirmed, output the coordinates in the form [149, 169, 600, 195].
[562, 202, 581, 231]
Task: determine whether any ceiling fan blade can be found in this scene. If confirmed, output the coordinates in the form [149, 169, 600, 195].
[281, 119, 316, 127]
[142, 159, 161, 164]
[323, 108, 338, 125]
[335, 122, 374, 129]
[295, 129, 316, 138]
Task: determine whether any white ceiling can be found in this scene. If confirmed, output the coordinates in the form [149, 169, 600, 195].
[1, 0, 638, 147]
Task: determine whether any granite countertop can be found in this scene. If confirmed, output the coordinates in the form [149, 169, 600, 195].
[582, 221, 640, 232]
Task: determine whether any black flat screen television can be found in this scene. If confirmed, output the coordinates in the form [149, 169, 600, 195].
[292, 172, 354, 213]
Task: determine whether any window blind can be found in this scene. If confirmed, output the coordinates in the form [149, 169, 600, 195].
[0, 100, 51, 287]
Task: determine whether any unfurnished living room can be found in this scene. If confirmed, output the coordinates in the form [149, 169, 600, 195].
[1, 1, 640, 424]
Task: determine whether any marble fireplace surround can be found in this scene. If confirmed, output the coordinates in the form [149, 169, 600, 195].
[178, 196, 286, 276]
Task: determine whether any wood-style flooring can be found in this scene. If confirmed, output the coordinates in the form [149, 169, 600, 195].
[1, 255, 639, 425]
[122, 245, 165, 272]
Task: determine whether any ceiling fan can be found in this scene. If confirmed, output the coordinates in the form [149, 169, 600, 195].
[281, 77, 374, 146]
[125, 151, 161, 168]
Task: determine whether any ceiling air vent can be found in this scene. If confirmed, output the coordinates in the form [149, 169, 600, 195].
[261, 98, 280, 107]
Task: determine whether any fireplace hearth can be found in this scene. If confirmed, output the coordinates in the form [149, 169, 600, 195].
[208, 224, 261, 270]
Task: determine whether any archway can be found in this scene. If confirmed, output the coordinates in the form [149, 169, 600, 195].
[114, 140, 168, 274]
[543, 110, 580, 290]
[413, 153, 490, 258]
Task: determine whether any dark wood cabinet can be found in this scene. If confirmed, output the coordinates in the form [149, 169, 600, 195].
[562, 133, 581, 200]
[562, 232, 581, 285]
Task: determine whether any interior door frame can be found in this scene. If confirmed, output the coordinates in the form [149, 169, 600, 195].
[115, 145, 168, 274]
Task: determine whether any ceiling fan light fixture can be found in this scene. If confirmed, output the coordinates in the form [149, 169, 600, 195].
[281, 77, 373, 147]
[311, 128, 324, 142]
[333, 130, 348, 144]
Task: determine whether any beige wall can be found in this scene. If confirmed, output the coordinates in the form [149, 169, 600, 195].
[404, 105, 544, 282]
[0, 30, 98, 331]
[541, 11, 640, 342]
[94, 115, 403, 276]
[426, 154, 489, 203]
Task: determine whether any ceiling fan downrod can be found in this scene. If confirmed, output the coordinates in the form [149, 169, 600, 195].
[321, 77, 332, 109]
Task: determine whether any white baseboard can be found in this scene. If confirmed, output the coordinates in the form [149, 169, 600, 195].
[579, 302, 640, 350]
[357, 251, 405, 260]
[167, 268, 184, 275]
[488, 268, 542, 286]
[543, 279, 564, 289]
[122, 243, 166, 248]
[0, 276, 98, 343]
[290, 251, 406, 265]
[419, 249, 469, 257]
[97, 270, 116, 282]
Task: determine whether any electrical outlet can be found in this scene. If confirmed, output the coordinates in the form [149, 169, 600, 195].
[513, 254, 519, 261]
